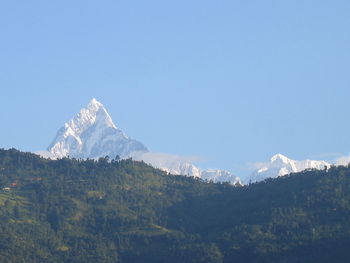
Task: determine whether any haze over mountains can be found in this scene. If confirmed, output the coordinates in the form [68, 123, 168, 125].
[39, 99, 331, 184]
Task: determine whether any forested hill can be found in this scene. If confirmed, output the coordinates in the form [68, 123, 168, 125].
[0, 149, 350, 263]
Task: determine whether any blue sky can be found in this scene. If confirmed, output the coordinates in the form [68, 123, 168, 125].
[1, 1, 349, 176]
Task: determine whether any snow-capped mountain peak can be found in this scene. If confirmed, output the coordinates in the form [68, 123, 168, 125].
[271, 153, 291, 163]
[247, 153, 330, 183]
[74, 98, 117, 131]
[47, 98, 148, 159]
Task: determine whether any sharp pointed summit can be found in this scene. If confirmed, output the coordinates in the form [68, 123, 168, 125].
[47, 98, 148, 159]
[270, 153, 290, 163]
[81, 98, 117, 129]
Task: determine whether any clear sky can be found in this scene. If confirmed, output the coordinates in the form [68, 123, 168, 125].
[1, 1, 349, 177]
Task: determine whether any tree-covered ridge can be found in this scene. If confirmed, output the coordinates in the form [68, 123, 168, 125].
[0, 148, 349, 262]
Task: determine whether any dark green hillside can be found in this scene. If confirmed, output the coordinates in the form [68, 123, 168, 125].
[0, 149, 350, 262]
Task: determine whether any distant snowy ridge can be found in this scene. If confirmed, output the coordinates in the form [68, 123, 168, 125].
[200, 169, 241, 185]
[130, 151, 241, 185]
[247, 153, 330, 183]
[42, 98, 239, 184]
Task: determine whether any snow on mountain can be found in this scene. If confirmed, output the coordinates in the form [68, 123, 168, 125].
[200, 169, 242, 185]
[160, 164, 240, 185]
[129, 151, 241, 184]
[247, 153, 330, 183]
[129, 151, 202, 178]
[44, 98, 240, 184]
[47, 98, 148, 159]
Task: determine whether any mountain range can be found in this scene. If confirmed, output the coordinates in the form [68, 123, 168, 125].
[247, 153, 330, 183]
[41, 99, 240, 184]
[39, 98, 331, 184]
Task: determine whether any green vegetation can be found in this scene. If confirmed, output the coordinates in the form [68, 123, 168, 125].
[0, 148, 349, 262]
